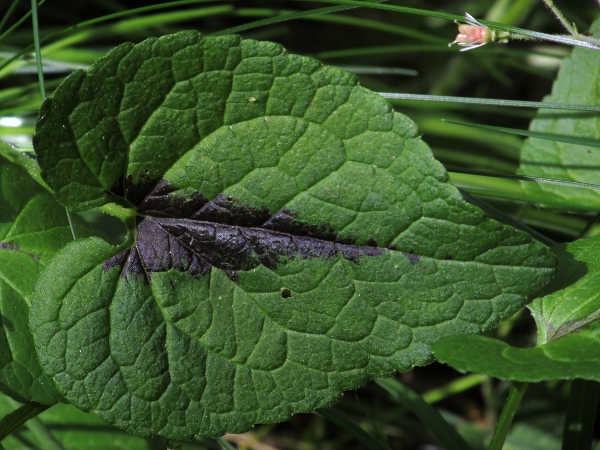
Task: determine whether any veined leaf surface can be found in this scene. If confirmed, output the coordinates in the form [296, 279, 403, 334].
[31, 32, 555, 439]
[433, 237, 600, 382]
[0, 144, 70, 405]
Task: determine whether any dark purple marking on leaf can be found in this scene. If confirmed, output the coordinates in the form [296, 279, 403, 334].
[105, 216, 385, 282]
[191, 195, 272, 227]
[103, 250, 128, 272]
[0, 241, 40, 261]
[366, 238, 378, 248]
[104, 179, 390, 281]
[139, 180, 356, 244]
[262, 209, 356, 245]
[108, 176, 125, 199]
[403, 252, 420, 264]
[0, 242, 20, 252]
[137, 179, 209, 218]
[124, 175, 161, 207]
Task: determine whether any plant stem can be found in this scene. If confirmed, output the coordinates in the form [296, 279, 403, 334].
[542, 0, 577, 35]
[488, 382, 528, 450]
[0, 403, 50, 442]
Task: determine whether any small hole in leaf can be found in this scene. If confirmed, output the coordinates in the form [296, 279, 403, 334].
[281, 288, 292, 299]
[226, 196, 234, 203]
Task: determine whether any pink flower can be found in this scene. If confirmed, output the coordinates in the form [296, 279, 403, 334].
[449, 13, 493, 51]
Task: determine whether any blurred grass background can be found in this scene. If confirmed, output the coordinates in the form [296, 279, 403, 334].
[0, 1, 598, 449]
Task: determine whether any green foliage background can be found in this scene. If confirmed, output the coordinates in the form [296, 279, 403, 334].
[0, 0, 599, 449]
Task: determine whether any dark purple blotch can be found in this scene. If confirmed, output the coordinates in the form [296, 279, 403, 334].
[403, 252, 420, 265]
[104, 180, 388, 281]
[0, 241, 40, 261]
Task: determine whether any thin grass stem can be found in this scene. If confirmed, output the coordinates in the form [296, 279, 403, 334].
[489, 382, 529, 450]
[0, 0, 47, 44]
[542, 0, 577, 35]
[380, 93, 600, 112]
[31, 0, 77, 239]
[0, 0, 21, 35]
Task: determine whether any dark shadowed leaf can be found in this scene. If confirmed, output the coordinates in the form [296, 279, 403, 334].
[31, 32, 555, 439]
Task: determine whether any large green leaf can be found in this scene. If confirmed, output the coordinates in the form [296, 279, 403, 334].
[0, 143, 72, 405]
[433, 237, 600, 381]
[30, 32, 555, 439]
[518, 16, 600, 211]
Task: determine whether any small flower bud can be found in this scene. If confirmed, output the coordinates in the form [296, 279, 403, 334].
[449, 13, 493, 51]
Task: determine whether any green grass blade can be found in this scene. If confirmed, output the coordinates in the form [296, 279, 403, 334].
[0, 0, 47, 44]
[450, 169, 600, 192]
[317, 408, 391, 450]
[24, 417, 64, 450]
[224, 5, 444, 44]
[0, 0, 224, 75]
[214, 437, 236, 450]
[380, 93, 600, 112]
[0, 403, 50, 442]
[488, 382, 529, 450]
[461, 190, 556, 247]
[0, 0, 20, 35]
[562, 380, 599, 450]
[213, 3, 376, 36]
[30, 0, 45, 100]
[376, 378, 473, 450]
[444, 120, 600, 148]
[422, 374, 487, 404]
[31, 0, 76, 240]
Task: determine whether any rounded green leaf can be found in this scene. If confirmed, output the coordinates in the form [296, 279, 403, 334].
[432, 327, 600, 382]
[433, 236, 600, 381]
[31, 32, 555, 439]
